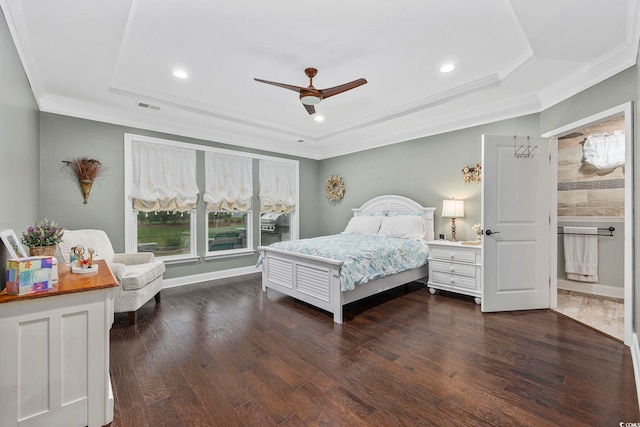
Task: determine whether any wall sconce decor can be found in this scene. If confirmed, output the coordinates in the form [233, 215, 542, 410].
[462, 163, 482, 183]
[442, 198, 465, 242]
[62, 157, 105, 204]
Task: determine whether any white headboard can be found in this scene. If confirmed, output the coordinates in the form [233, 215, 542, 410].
[351, 195, 436, 241]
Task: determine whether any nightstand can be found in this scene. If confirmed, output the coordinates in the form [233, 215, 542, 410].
[427, 240, 482, 304]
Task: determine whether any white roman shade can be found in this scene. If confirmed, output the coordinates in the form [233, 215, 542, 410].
[259, 160, 296, 213]
[129, 141, 199, 212]
[204, 152, 253, 212]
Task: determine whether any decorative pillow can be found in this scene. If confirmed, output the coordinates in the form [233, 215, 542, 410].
[378, 216, 425, 239]
[343, 216, 383, 235]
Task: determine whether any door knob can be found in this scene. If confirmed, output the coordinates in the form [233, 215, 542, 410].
[485, 229, 500, 236]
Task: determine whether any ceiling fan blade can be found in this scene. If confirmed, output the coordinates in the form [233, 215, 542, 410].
[319, 78, 367, 99]
[303, 104, 316, 115]
[254, 78, 305, 93]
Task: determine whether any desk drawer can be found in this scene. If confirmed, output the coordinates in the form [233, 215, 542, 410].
[429, 261, 476, 277]
[430, 248, 477, 264]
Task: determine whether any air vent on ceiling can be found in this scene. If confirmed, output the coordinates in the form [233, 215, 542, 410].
[136, 101, 160, 111]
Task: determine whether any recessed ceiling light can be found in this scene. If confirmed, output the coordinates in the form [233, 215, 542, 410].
[440, 64, 455, 73]
[314, 115, 324, 122]
[173, 69, 188, 79]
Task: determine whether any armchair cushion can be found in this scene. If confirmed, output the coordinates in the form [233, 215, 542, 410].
[118, 261, 166, 291]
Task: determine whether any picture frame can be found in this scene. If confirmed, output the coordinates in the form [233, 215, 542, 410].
[1, 229, 27, 259]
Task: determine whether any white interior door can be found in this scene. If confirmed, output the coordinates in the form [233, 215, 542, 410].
[481, 135, 551, 312]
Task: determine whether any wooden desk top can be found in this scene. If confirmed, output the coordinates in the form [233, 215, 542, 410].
[0, 259, 118, 304]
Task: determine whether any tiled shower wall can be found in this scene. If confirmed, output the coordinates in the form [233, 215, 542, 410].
[557, 116, 625, 217]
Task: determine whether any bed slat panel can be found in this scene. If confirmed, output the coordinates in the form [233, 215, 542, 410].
[296, 265, 330, 302]
[268, 258, 294, 289]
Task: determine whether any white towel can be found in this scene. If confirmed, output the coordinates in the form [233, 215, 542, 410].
[583, 131, 625, 170]
[563, 226, 598, 282]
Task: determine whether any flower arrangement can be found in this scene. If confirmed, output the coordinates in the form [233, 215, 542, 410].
[21, 219, 64, 248]
[62, 157, 105, 204]
[472, 223, 482, 238]
[62, 157, 104, 181]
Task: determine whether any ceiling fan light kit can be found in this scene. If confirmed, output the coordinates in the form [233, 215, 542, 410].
[300, 94, 321, 105]
[255, 67, 367, 115]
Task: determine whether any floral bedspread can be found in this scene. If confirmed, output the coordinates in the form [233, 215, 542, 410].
[264, 234, 429, 291]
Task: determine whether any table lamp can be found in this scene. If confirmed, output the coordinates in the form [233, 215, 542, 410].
[442, 198, 465, 241]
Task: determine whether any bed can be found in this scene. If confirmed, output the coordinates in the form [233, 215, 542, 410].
[258, 195, 436, 323]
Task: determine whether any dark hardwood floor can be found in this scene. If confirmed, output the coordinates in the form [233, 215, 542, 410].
[110, 274, 639, 426]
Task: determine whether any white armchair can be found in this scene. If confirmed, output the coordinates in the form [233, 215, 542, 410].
[56, 229, 165, 325]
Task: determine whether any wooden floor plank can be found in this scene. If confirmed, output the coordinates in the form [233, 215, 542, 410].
[110, 276, 639, 426]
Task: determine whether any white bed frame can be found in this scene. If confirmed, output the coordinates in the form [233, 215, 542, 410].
[258, 195, 436, 323]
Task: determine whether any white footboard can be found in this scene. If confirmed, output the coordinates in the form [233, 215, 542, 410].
[259, 246, 346, 322]
[259, 246, 430, 323]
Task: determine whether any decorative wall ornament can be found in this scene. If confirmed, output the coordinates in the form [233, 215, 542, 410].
[62, 157, 105, 204]
[325, 175, 345, 201]
[462, 163, 482, 183]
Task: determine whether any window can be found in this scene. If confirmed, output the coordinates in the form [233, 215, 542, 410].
[124, 133, 299, 263]
[208, 211, 251, 253]
[204, 152, 253, 255]
[259, 160, 297, 245]
[126, 137, 198, 261]
[137, 211, 192, 256]
[260, 212, 291, 246]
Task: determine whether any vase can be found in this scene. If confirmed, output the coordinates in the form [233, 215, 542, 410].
[80, 179, 93, 204]
[476, 235, 482, 242]
[29, 245, 57, 257]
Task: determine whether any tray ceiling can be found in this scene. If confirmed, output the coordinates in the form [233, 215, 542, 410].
[2, 0, 638, 159]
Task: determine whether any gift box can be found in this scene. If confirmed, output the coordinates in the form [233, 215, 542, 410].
[5, 256, 53, 295]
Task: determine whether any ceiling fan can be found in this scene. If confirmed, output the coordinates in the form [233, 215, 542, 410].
[254, 68, 367, 115]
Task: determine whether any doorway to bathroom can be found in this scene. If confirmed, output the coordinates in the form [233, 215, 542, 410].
[544, 103, 632, 344]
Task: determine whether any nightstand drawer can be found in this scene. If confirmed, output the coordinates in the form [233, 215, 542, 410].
[426, 241, 482, 303]
[429, 261, 476, 277]
[429, 248, 477, 263]
[431, 271, 477, 290]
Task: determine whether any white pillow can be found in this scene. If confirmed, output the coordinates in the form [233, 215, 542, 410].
[378, 216, 425, 239]
[343, 216, 383, 235]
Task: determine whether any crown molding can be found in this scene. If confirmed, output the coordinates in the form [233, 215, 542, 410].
[38, 94, 325, 159]
[317, 95, 542, 159]
[1, 0, 44, 108]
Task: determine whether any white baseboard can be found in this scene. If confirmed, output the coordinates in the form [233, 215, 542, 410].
[162, 265, 261, 289]
[557, 279, 624, 299]
[632, 333, 640, 411]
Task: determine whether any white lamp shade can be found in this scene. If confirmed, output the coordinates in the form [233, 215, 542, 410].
[442, 199, 465, 218]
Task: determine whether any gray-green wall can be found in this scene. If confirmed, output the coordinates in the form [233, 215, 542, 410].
[38, 114, 321, 280]
[318, 115, 540, 241]
[0, 8, 39, 249]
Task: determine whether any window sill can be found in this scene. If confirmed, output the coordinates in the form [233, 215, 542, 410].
[204, 249, 256, 261]
[159, 255, 201, 265]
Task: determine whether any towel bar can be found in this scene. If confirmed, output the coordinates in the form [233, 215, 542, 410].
[557, 226, 614, 237]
